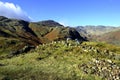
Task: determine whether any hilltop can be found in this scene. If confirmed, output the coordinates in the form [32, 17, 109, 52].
[0, 40, 120, 80]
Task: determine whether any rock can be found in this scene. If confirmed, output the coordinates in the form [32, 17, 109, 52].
[107, 59, 112, 63]
[80, 58, 120, 80]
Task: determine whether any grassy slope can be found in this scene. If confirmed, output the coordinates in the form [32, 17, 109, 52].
[44, 27, 61, 41]
[0, 37, 25, 56]
[0, 41, 120, 80]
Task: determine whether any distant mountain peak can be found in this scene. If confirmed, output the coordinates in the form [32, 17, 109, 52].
[37, 20, 63, 27]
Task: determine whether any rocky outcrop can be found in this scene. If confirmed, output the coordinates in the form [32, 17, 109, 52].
[79, 59, 120, 80]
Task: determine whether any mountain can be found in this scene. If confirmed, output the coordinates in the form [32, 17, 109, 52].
[0, 16, 86, 56]
[36, 20, 63, 27]
[97, 29, 120, 45]
[76, 25, 120, 36]
[75, 26, 120, 45]
[29, 21, 86, 43]
[0, 16, 41, 43]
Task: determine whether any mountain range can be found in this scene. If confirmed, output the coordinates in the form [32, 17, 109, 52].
[0, 16, 86, 56]
[1, 16, 120, 57]
[75, 26, 120, 45]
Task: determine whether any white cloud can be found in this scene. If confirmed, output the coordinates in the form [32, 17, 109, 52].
[58, 20, 69, 27]
[0, 1, 31, 21]
[59, 22, 67, 27]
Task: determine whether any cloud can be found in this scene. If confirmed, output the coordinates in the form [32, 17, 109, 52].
[0, 1, 31, 21]
[58, 20, 69, 27]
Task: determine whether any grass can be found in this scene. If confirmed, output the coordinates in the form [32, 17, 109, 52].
[0, 37, 26, 58]
[0, 41, 120, 80]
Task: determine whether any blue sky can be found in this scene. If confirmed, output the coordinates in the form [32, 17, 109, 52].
[1, 0, 120, 26]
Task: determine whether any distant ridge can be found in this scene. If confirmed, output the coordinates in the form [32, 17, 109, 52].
[75, 26, 120, 45]
[97, 30, 120, 45]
